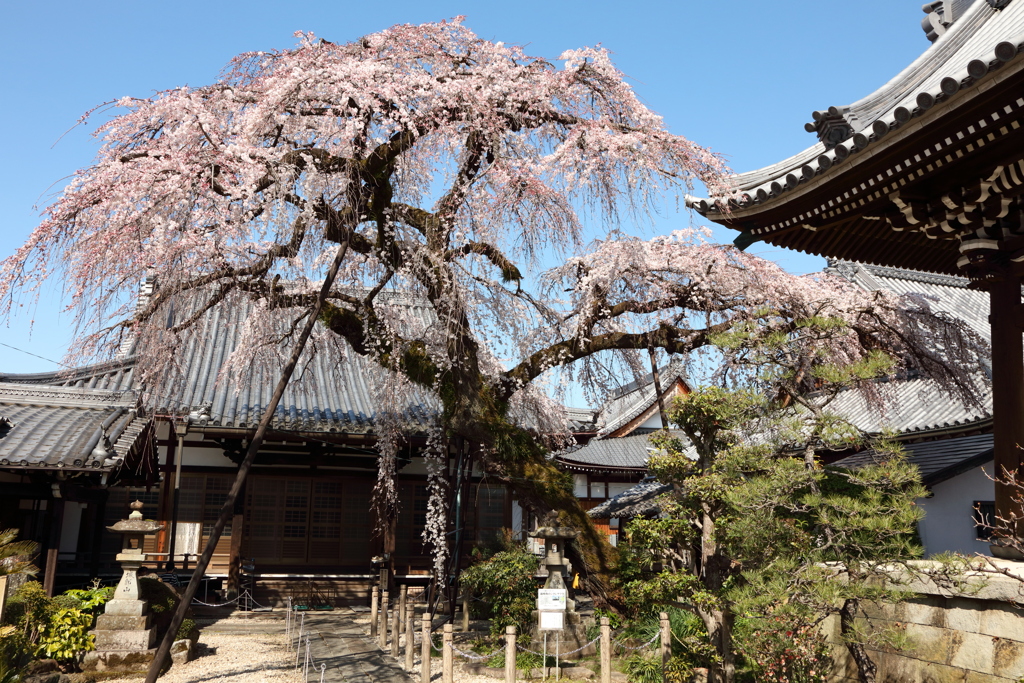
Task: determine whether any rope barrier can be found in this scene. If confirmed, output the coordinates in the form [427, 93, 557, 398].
[612, 631, 661, 652]
[448, 643, 504, 661]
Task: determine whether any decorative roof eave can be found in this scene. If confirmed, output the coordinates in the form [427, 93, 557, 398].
[687, 23, 1024, 217]
[554, 459, 649, 473]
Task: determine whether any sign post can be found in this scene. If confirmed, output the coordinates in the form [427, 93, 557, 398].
[538, 588, 567, 680]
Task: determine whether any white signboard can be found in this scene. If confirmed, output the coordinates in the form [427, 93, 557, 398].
[538, 588, 567, 611]
[539, 610, 565, 630]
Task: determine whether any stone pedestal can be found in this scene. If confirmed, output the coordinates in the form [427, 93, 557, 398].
[82, 500, 180, 674]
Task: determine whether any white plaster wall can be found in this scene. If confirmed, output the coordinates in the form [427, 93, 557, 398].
[180, 444, 237, 468]
[917, 464, 994, 557]
[636, 413, 663, 430]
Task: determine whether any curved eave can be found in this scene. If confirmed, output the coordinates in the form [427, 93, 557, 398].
[689, 58, 1024, 274]
[688, 0, 1024, 221]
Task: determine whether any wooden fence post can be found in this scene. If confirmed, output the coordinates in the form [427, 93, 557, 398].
[505, 625, 516, 683]
[400, 584, 408, 634]
[659, 612, 671, 670]
[600, 617, 611, 683]
[442, 623, 453, 683]
[392, 598, 401, 656]
[370, 586, 379, 639]
[462, 591, 471, 632]
[405, 611, 415, 670]
[421, 612, 431, 683]
[379, 590, 389, 649]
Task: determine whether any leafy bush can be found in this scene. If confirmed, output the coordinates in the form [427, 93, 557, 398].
[460, 543, 539, 637]
[64, 581, 114, 616]
[736, 620, 832, 683]
[35, 608, 94, 663]
[624, 653, 662, 683]
[49, 594, 83, 612]
[176, 618, 198, 642]
[0, 624, 28, 682]
[4, 582, 50, 642]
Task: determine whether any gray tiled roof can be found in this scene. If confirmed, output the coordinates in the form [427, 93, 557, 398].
[2, 297, 439, 434]
[0, 383, 148, 471]
[824, 260, 993, 435]
[687, 0, 1024, 212]
[587, 480, 672, 519]
[827, 260, 989, 341]
[557, 432, 670, 470]
[832, 432, 992, 485]
[597, 361, 688, 437]
[825, 376, 991, 435]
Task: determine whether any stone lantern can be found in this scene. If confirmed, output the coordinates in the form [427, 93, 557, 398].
[84, 501, 166, 672]
[528, 513, 593, 656]
[530, 515, 579, 601]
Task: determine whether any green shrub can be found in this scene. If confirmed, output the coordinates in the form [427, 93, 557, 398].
[624, 653, 662, 683]
[176, 618, 198, 642]
[5, 582, 51, 642]
[138, 577, 196, 645]
[64, 581, 114, 616]
[36, 608, 94, 663]
[460, 544, 539, 637]
[50, 594, 83, 612]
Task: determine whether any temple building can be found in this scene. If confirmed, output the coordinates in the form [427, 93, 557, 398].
[687, 0, 1024, 545]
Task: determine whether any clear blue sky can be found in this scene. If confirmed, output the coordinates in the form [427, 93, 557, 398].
[0, 0, 928, 372]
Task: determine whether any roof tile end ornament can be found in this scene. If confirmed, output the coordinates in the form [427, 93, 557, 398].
[922, 1, 1012, 44]
[804, 107, 859, 150]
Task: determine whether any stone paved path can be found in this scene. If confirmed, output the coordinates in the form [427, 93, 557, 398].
[195, 608, 416, 683]
[293, 610, 417, 683]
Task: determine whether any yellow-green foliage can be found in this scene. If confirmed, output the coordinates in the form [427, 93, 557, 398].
[36, 608, 94, 662]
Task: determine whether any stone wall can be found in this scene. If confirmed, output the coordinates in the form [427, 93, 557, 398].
[827, 560, 1024, 683]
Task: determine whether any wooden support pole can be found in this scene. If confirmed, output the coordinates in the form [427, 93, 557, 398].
[42, 498, 64, 597]
[505, 625, 516, 683]
[659, 612, 671, 670]
[600, 617, 611, 683]
[405, 611, 415, 670]
[392, 597, 401, 656]
[421, 612, 431, 683]
[379, 590, 390, 650]
[400, 584, 408, 634]
[442, 623, 453, 683]
[989, 276, 1024, 537]
[462, 591, 470, 632]
[370, 586, 379, 639]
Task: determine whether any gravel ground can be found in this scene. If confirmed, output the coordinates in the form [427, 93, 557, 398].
[122, 633, 303, 683]
[355, 614, 548, 683]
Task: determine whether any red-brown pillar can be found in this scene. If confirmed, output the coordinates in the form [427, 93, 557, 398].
[989, 276, 1024, 536]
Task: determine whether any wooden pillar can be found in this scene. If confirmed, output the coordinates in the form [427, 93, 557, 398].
[156, 433, 178, 561]
[600, 617, 611, 683]
[88, 492, 107, 580]
[989, 276, 1024, 536]
[227, 480, 246, 596]
[442, 623, 453, 683]
[505, 625, 517, 683]
[421, 611, 432, 683]
[659, 612, 671, 669]
[42, 497, 65, 597]
[391, 597, 401, 656]
[405, 611, 415, 670]
[370, 586, 379, 639]
[399, 584, 408, 634]
[379, 590, 390, 649]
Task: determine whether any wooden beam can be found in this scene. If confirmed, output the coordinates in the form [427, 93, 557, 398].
[988, 277, 1024, 538]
